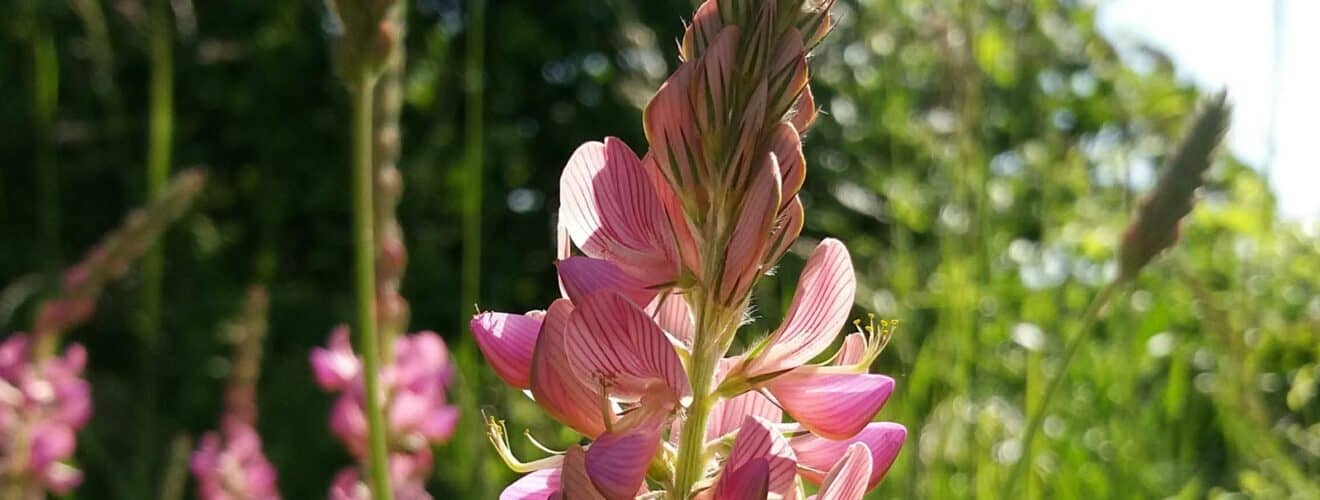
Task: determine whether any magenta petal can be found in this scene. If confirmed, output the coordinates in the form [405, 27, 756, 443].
[716, 459, 769, 500]
[310, 326, 360, 391]
[500, 469, 561, 500]
[791, 422, 907, 490]
[832, 333, 867, 366]
[28, 423, 76, 470]
[564, 291, 690, 404]
[768, 371, 893, 440]
[814, 443, 872, 500]
[745, 239, 856, 375]
[471, 311, 543, 389]
[530, 299, 611, 438]
[561, 445, 607, 500]
[585, 421, 663, 500]
[716, 415, 797, 499]
[557, 256, 658, 307]
[707, 391, 782, 441]
[558, 137, 677, 286]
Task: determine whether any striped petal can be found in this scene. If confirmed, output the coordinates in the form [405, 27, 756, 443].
[643, 61, 705, 215]
[790, 84, 817, 133]
[812, 443, 872, 500]
[471, 311, 543, 389]
[720, 151, 781, 304]
[744, 239, 855, 376]
[707, 391, 782, 442]
[767, 371, 894, 440]
[832, 333, 867, 367]
[764, 196, 804, 269]
[642, 153, 703, 278]
[557, 256, 657, 308]
[499, 469, 561, 500]
[559, 138, 677, 287]
[791, 422, 906, 490]
[649, 292, 695, 346]
[765, 123, 805, 205]
[564, 292, 690, 404]
[680, 0, 724, 61]
[693, 27, 742, 135]
[716, 415, 797, 500]
[585, 399, 668, 500]
[560, 445, 607, 500]
[530, 299, 611, 438]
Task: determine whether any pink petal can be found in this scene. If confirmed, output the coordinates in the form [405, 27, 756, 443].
[814, 443, 872, 500]
[585, 405, 666, 500]
[719, 148, 782, 304]
[556, 256, 657, 308]
[642, 153, 703, 278]
[707, 391, 782, 441]
[833, 333, 867, 366]
[561, 445, 607, 500]
[767, 28, 809, 119]
[680, 0, 724, 60]
[764, 196, 804, 269]
[564, 292, 690, 404]
[310, 326, 360, 391]
[767, 371, 894, 440]
[716, 460, 769, 500]
[530, 299, 611, 438]
[558, 138, 677, 286]
[693, 27, 742, 135]
[716, 415, 797, 500]
[418, 405, 459, 442]
[471, 311, 543, 389]
[643, 62, 705, 212]
[791, 422, 906, 490]
[790, 84, 818, 132]
[744, 239, 856, 375]
[649, 293, 695, 346]
[500, 469, 561, 500]
[765, 124, 805, 206]
[28, 423, 76, 470]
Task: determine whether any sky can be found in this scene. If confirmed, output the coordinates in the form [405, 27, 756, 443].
[1097, 0, 1319, 222]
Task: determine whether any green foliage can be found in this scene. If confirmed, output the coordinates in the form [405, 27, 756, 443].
[0, 0, 1315, 498]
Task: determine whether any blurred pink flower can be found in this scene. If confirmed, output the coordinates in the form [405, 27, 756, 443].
[190, 417, 281, 500]
[0, 333, 91, 495]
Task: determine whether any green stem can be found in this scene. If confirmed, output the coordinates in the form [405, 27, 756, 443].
[670, 294, 727, 499]
[1002, 279, 1123, 497]
[351, 71, 394, 500]
[144, 0, 173, 346]
[33, 28, 60, 276]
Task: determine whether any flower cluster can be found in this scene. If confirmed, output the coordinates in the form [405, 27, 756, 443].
[191, 417, 281, 500]
[0, 334, 91, 496]
[472, 1, 906, 497]
[311, 327, 459, 497]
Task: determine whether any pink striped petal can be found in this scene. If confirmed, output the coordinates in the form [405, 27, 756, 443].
[642, 153, 703, 278]
[471, 311, 543, 389]
[707, 391, 782, 441]
[832, 333, 867, 367]
[765, 124, 805, 205]
[767, 371, 893, 440]
[558, 138, 677, 286]
[530, 299, 611, 438]
[716, 415, 797, 500]
[764, 196, 804, 269]
[791, 422, 906, 490]
[680, 0, 724, 60]
[744, 239, 855, 375]
[720, 150, 781, 304]
[814, 443, 872, 500]
[585, 402, 667, 500]
[790, 84, 817, 133]
[561, 445, 607, 500]
[500, 469, 561, 500]
[727, 82, 770, 193]
[564, 292, 690, 404]
[557, 256, 657, 308]
[649, 293, 695, 346]
[643, 62, 705, 211]
[767, 29, 809, 119]
[716, 460, 768, 500]
[693, 27, 741, 135]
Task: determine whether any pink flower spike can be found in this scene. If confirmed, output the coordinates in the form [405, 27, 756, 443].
[715, 415, 797, 500]
[564, 291, 690, 405]
[559, 137, 678, 287]
[500, 468, 561, 500]
[557, 256, 657, 307]
[767, 371, 894, 440]
[812, 443, 872, 500]
[471, 311, 543, 389]
[791, 422, 907, 490]
[309, 326, 360, 391]
[530, 299, 611, 438]
[743, 239, 856, 376]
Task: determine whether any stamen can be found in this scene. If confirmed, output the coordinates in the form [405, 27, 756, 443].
[484, 413, 564, 473]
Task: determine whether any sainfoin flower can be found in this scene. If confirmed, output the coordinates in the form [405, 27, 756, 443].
[191, 417, 281, 500]
[311, 327, 459, 497]
[472, 1, 906, 498]
[0, 334, 91, 495]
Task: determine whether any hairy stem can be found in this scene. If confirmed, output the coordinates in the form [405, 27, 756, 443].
[351, 70, 394, 500]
